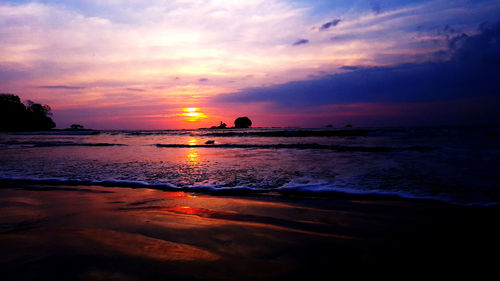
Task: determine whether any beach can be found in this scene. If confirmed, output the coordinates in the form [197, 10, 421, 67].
[2, 182, 499, 280]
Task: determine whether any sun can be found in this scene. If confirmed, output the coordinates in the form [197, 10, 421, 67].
[182, 107, 207, 121]
[184, 108, 200, 117]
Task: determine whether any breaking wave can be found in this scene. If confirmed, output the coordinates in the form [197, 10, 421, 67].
[155, 143, 434, 152]
[0, 177, 497, 207]
[1, 141, 126, 147]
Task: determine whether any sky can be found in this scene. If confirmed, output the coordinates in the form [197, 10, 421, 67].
[1, 0, 500, 129]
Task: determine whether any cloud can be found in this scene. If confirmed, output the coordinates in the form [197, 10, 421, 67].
[339, 65, 362, 71]
[215, 21, 500, 110]
[319, 19, 341, 30]
[198, 78, 208, 82]
[369, 1, 382, 15]
[292, 39, 309, 46]
[37, 85, 86, 90]
[125, 88, 145, 92]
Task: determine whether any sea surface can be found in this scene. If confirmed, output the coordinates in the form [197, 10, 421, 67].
[1, 127, 499, 205]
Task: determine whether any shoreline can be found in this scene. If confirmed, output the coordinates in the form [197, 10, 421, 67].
[1, 183, 499, 280]
[1, 178, 497, 207]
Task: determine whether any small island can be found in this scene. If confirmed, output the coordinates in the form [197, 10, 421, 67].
[208, 117, 253, 129]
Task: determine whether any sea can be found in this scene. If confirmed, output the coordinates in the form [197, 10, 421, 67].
[1, 126, 499, 206]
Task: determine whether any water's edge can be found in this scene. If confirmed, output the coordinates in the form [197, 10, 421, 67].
[1, 177, 498, 207]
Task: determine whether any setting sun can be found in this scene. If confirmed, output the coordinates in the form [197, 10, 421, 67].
[182, 107, 207, 122]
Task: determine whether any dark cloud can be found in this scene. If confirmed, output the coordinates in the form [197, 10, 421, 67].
[0, 68, 29, 83]
[339, 65, 362, 71]
[125, 88, 145, 92]
[443, 24, 457, 35]
[369, 1, 382, 15]
[448, 33, 468, 49]
[37, 85, 85, 90]
[320, 19, 341, 31]
[215, 21, 500, 116]
[292, 39, 309, 46]
[198, 78, 208, 82]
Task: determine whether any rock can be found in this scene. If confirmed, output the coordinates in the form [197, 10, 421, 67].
[210, 121, 227, 129]
[234, 117, 252, 128]
[70, 124, 84, 130]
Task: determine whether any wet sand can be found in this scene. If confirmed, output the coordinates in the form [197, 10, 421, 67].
[1, 183, 499, 280]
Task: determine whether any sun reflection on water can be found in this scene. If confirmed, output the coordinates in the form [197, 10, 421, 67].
[188, 138, 197, 146]
[187, 149, 198, 162]
[186, 137, 199, 163]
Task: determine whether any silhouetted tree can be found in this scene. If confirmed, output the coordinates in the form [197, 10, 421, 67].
[0, 93, 56, 131]
[234, 116, 252, 128]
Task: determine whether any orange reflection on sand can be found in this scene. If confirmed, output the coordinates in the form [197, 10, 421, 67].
[156, 205, 355, 239]
[163, 192, 197, 199]
[164, 206, 224, 217]
[77, 228, 219, 261]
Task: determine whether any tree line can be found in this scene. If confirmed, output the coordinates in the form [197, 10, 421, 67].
[0, 93, 56, 131]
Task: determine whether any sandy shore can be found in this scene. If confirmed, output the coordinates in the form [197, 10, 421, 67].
[1, 183, 499, 280]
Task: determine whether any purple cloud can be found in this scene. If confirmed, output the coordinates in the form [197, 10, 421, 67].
[37, 85, 85, 90]
[320, 19, 341, 31]
[339, 66, 362, 71]
[292, 39, 309, 46]
[215, 21, 500, 124]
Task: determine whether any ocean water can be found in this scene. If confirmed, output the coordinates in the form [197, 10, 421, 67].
[1, 127, 499, 205]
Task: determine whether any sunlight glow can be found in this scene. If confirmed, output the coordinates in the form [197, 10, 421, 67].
[182, 108, 207, 122]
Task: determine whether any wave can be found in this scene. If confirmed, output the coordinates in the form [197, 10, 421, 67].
[118, 130, 193, 136]
[6, 130, 100, 136]
[154, 143, 434, 152]
[1, 141, 126, 147]
[200, 127, 500, 138]
[3, 126, 499, 138]
[201, 129, 376, 137]
[0, 177, 497, 207]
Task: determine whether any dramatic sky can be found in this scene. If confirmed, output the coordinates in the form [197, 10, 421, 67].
[1, 0, 500, 129]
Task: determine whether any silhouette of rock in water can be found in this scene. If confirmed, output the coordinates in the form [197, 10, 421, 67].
[210, 121, 227, 129]
[70, 124, 84, 130]
[0, 93, 56, 131]
[234, 117, 252, 128]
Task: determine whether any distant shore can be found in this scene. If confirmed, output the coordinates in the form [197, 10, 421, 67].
[1, 182, 499, 280]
